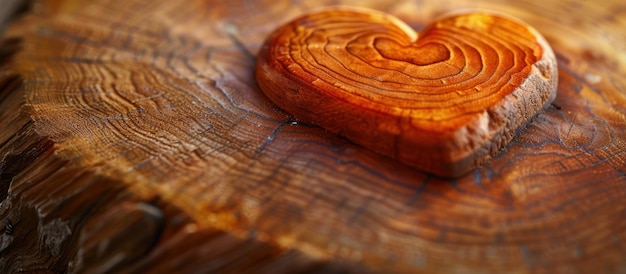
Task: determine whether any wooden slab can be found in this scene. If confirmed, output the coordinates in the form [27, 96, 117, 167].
[0, 0, 625, 272]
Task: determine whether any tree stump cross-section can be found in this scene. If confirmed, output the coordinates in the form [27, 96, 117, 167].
[0, 0, 625, 273]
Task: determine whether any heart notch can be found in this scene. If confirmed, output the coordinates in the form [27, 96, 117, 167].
[256, 7, 558, 177]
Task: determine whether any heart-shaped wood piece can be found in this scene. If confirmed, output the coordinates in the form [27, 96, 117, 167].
[256, 8, 558, 177]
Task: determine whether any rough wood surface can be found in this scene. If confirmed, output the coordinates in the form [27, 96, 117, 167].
[256, 8, 558, 177]
[0, 0, 625, 273]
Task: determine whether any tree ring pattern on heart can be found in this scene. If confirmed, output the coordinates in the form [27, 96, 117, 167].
[256, 7, 558, 177]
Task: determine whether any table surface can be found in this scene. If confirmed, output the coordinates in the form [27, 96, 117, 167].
[0, 0, 625, 272]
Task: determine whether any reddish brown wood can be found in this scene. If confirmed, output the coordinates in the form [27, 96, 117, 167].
[0, 0, 625, 273]
[256, 8, 558, 177]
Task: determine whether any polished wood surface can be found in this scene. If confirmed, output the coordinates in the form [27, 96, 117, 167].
[256, 8, 558, 177]
[0, 0, 625, 273]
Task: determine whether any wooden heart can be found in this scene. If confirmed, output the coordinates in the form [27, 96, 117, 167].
[255, 7, 558, 177]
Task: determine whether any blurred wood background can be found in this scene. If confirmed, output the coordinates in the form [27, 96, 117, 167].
[0, 0, 625, 273]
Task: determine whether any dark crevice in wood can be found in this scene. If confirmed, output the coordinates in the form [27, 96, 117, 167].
[0, 119, 32, 149]
[0, 37, 23, 108]
[0, 137, 54, 202]
[255, 116, 294, 155]
[0, 37, 21, 67]
[0, 74, 21, 111]
[0, 205, 48, 272]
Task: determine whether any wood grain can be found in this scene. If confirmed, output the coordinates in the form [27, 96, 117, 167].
[256, 8, 558, 177]
[0, 0, 625, 273]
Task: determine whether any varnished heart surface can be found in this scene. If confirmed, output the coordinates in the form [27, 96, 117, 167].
[256, 7, 558, 177]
